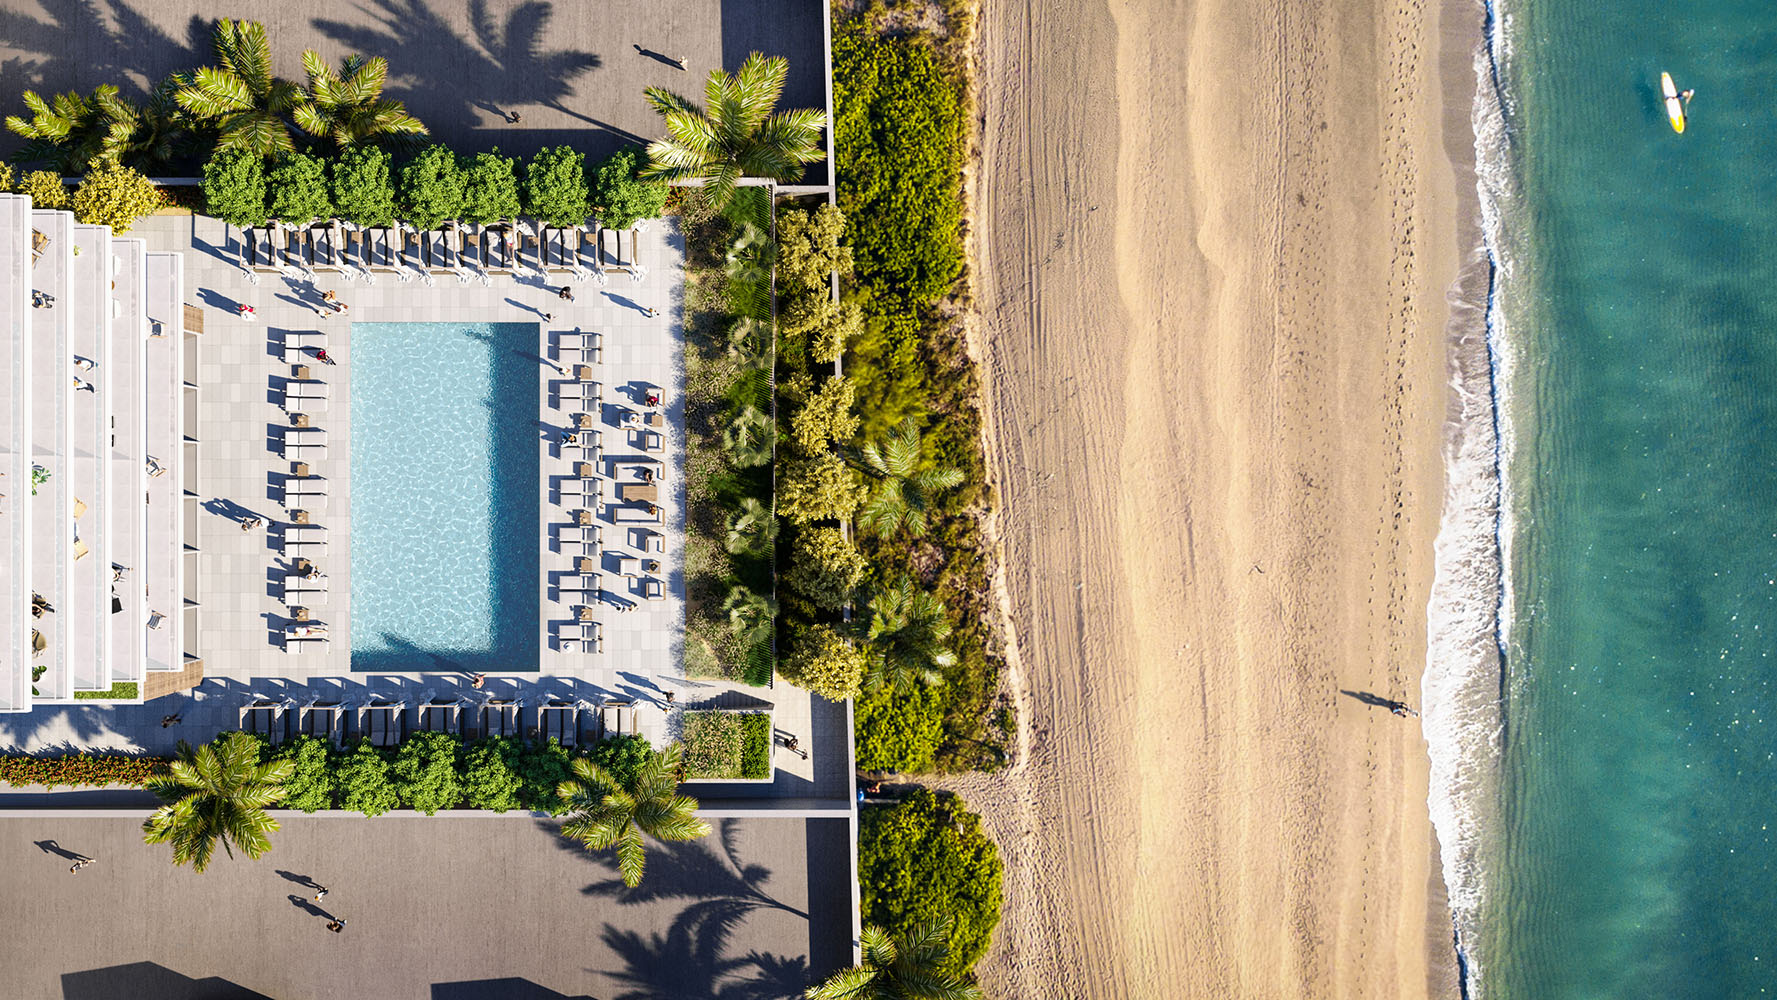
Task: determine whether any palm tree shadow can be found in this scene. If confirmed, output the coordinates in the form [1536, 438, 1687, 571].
[564, 818, 808, 920]
[598, 898, 806, 1000]
[310, 0, 599, 144]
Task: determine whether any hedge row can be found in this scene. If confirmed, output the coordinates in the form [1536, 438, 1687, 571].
[202, 144, 667, 232]
[0, 753, 167, 788]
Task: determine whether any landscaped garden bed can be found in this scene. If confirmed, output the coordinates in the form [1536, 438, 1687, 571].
[677, 708, 773, 780]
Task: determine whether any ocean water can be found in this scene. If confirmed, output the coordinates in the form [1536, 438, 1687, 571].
[1435, 0, 1777, 995]
[349, 322, 540, 673]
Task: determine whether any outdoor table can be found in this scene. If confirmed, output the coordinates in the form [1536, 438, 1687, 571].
[576, 557, 597, 574]
[293, 462, 310, 477]
[574, 509, 593, 526]
[290, 413, 310, 429]
[644, 412, 663, 428]
[575, 462, 594, 479]
[619, 483, 658, 503]
[573, 412, 595, 429]
[574, 364, 595, 381]
[617, 556, 640, 575]
[292, 364, 311, 380]
[292, 607, 309, 622]
[577, 606, 597, 622]
[290, 510, 310, 525]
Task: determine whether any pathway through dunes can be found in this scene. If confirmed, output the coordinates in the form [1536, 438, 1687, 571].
[949, 0, 1467, 994]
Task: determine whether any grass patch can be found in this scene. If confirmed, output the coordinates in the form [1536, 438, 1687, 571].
[74, 681, 139, 700]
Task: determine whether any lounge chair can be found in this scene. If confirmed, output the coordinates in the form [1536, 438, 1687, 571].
[601, 699, 635, 736]
[285, 379, 329, 400]
[556, 572, 601, 596]
[540, 701, 582, 746]
[302, 702, 347, 745]
[363, 702, 405, 746]
[474, 699, 522, 739]
[281, 330, 326, 364]
[284, 394, 328, 416]
[284, 634, 327, 652]
[312, 225, 341, 270]
[420, 699, 462, 734]
[599, 227, 632, 272]
[642, 578, 665, 601]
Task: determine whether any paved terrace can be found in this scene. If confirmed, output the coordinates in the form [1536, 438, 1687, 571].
[0, 813, 853, 999]
[0, 0, 830, 182]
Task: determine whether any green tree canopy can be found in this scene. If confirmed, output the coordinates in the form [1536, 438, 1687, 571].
[293, 49, 426, 150]
[806, 918, 985, 1000]
[459, 150, 520, 225]
[265, 152, 332, 223]
[785, 526, 869, 612]
[271, 734, 337, 812]
[142, 731, 294, 873]
[202, 147, 267, 227]
[782, 623, 869, 702]
[175, 19, 307, 157]
[777, 203, 852, 293]
[855, 684, 945, 773]
[641, 53, 827, 209]
[779, 453, 868, 525]
[789, 375, 860, 455]
[524, 145, 591, 227]
[333, 739, 399, 816]
[331, 144, 396, 226]
[589, 148, 668, 229]
[398, 144, 464, 229]
[71, 164, 160, 234]
[857, 789, 1003, 978]
[556, 744, 711, 886]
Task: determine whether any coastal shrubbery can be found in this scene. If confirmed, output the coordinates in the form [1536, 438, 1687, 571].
[677, 710, 773, 779]
[0, 753, 165, 788]
[859, 788, 1003, 978]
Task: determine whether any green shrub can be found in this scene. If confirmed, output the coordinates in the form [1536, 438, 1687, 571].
[784, 526, 869, 611]
[855, 683, 943, 773]
[72, 165, 158, 233]
[389, 730, 464, 814]
[273, 735, 336, 812]
[516, 738, 575, 813]
[19, 169, 68, 210]
[586, 733, 654, 788]
[780, 623, 868, 701]
[334, 740, 399, 816]
[202, 148, 267, 227]
[0, 753, 166, 788]
[832, 30, 965, 312]
[740, 714, 772, 778]
[459, 149, 520, 224]
[460, 737, 523, 812]
[72, 681, 139, 700]
[679, 710, 747, 779]
[524, 145, 590, 226]
[399, 144, 464, 229]
[332, 145, 396, 226]
[0, 163, 13, 192]
[266, 153, 332, 224]
[859, 788, 1003, 977]
[590, 148, 667, 229]
[812, 296, 864, 365]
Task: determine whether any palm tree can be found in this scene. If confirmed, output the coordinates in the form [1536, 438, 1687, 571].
[725, 497, 779, 556]
[142, 732, 294, 873]
[856, 419, 965, 539]
[557, 745, 711, 887]
[4, 85, 169, 172]
[175, 19, 307, 156]
[807, 919, 983, 1000]
[293, 50, 428, 150]
[863, 578, 956, 693]
[724, 404, 775, 468]
[641, 51, 827, 209]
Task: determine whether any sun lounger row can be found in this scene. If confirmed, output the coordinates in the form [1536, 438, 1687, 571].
[282, 427, 327, 459]
[554, 331, 601, 366]
[242, 221, 644, 277]
[239, 697, 635, 746]
[284, 476, 328, 512]
[555, 620, 603, 653]
[282, 330, 325, 364]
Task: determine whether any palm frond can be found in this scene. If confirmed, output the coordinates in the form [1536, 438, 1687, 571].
[804, 965, 879, 1000]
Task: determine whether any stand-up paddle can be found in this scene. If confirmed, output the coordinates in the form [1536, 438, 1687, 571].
[1662, 72, 1693, 133]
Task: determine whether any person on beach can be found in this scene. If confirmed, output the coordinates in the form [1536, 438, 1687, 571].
[314, 886, 328, 902]
[325, 920, 343, 933]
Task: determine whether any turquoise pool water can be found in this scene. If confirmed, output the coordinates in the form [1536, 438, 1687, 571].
[349, 322, 539, 672]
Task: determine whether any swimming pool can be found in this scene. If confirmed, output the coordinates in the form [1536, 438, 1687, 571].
[349, 322, 539, 672]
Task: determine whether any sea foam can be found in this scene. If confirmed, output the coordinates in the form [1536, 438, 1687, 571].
[1421, 0, 1522, 995]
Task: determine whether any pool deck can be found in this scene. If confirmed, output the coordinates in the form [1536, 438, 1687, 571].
[132, 213, 705, 746]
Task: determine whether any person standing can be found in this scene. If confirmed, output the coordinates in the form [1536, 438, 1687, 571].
[314, 885, 328, 902]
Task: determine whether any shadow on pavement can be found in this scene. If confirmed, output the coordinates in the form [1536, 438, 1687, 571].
[61, 962, 270, 1000]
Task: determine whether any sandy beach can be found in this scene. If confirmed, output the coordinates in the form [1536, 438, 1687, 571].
[954, 0, 1475, 994]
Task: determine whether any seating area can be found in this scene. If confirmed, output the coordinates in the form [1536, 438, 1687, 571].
[235, 692, 639, 748]
[241, 220, 649, 287]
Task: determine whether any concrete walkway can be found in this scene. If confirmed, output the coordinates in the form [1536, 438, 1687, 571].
[0, 813, 852, 999]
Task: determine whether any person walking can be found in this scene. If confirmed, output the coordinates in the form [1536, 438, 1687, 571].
[644, 306, 659, 318]
[238, 304, 256, 321]
[507, 111, 523, 124]
[160, 714, 181, 728]
[542, 312, 554, 323]
[558, 286, 575, 301]
[314, 348, 337, 366]
[314, 885, 328, 902]
[241, 516, 262, 533]
[69, 857, 94, 873]
[324, 920, 343, 933]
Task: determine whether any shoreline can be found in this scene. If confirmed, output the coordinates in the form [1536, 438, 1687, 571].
[963, 0, 1475, 993]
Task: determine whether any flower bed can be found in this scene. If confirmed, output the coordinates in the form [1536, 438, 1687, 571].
[0, 753, 167, 788]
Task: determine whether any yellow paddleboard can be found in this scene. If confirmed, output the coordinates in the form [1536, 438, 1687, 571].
[1662, 72, 1686, 133]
